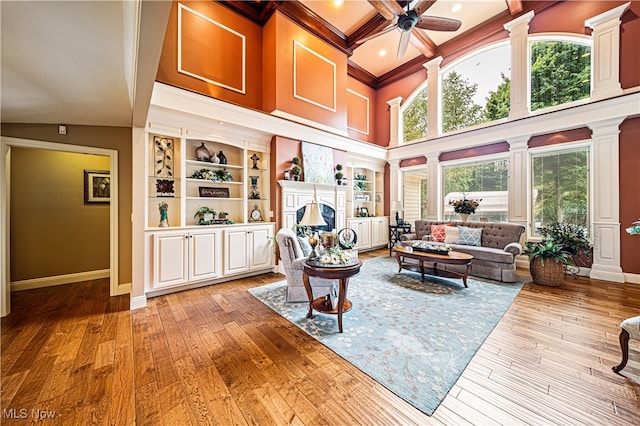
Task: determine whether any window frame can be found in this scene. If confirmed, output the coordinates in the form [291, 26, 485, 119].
[400, 80, 429, 144]
[528, 140, 592, 240]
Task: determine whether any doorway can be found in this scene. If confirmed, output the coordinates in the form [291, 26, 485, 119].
[1, 137, 120, 317]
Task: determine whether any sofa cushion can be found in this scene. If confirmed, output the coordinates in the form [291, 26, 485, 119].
[297, 236, 312, 257]
[431, 224, 447, 242]
[458, 226, 482, 246]
[450, 244, 515, 264]
[444, 225, 459, 244]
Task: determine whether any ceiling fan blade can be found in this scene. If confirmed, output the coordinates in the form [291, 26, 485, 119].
[355, 23, 398, 44]
[397, 30, 411, 59]
[381, 0, 407, 16]
[416, 16, 462, 32]
[413, 0, 436, 17]
[367, 0, 396, 20]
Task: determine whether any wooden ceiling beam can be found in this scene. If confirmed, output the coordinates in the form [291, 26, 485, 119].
[506, 0, 524, 15]
[348, 14, 390, 51]
[410, 29, 437, 58]
[366, 0, 395, 20]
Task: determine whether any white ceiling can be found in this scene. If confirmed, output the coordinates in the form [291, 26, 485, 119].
[0, 0, 509, 128]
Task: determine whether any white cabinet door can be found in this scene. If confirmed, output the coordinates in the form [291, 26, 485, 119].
[348, 219, 371, 250]
[248, 225, 273, 270]
[189, 229, 222, 281]
[224, 228, 250, 275]
[154, 232, 189, 288]
[371, 217, 389, 247]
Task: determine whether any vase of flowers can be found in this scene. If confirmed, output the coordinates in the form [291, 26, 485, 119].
[449, 197, 481, 221]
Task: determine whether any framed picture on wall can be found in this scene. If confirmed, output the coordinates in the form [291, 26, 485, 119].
[84, 170, 110, 204]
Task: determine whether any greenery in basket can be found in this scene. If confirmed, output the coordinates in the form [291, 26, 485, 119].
[449, 198, 481, 214]
[194, 207, 217, 225]
[523, 240, 573, 266]
[354, 180, 367, 191]
[189, 168, 233, 182]
[539, 222, 591, 255]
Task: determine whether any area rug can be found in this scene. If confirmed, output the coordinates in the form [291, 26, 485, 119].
[248, 256, 523, 416]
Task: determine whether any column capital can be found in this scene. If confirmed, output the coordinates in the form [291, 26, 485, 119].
[585, 2, 630, 29]
[423, 56, 443, 71]
[503, 10, 534, 33]
[506, 135, 530, 150]
[588, 118, 625, 136]
[425, 152, 440, 163]
[386, 96, 403, 107]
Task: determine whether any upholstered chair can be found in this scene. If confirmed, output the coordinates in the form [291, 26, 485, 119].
[613, 315, 640, 374]
[275, 228, 336, 302]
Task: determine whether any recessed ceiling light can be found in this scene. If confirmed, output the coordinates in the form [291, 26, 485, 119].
[379, 49, 387, 57]
[452, 3, 462, 13]
[334, 0, 344, 6]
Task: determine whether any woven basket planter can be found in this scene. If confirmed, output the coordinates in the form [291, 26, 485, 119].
[529, 257, 565, 286]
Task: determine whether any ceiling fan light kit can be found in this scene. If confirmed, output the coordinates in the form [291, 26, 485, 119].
[358, 0, 462, 59]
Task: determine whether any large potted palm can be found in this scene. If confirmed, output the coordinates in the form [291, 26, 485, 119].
[539, 222, 592, 268]
[523, 240, 573, 286]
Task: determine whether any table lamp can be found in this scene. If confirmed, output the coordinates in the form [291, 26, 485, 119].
[391, 200, 404, 225]
[299, 200, 327, 259]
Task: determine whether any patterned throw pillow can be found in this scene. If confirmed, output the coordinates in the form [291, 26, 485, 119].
[444, 225, 459, 244]
[430, 224, 447, 242]
[457, 226, 482, 246]
[297, 236, 312, 257]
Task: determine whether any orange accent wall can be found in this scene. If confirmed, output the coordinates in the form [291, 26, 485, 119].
[156, 1, 263, 110]
[619, 117, 640, 274]
[621, 2, 640, 89]
[347, 76, 376, 143]
[262, 12, 347, 131]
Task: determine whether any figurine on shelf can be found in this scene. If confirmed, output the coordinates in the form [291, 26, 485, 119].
[159, 202, 169, 227]
[249, 176, 261, 199]
[250, 153, 260, 169]
[217, 150, 227, 164]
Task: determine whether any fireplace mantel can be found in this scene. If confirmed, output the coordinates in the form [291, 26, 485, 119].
[278, 180, 347, 231]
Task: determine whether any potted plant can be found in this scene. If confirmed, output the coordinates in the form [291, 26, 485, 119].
[448, 197, 481, 222]
[335, 164, 344, 185]
[218, 211, 228, 220]
[539, 222, 592, 268]
[291, 165, 302, 181]
[194, 207, 216, 225]
[523, 240, 573, 286]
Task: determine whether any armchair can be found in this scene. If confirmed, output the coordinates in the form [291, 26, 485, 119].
[275, 228, 336, 302]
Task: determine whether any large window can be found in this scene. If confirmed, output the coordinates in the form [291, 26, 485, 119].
[443, 158, 509, 222]
[530, 39, 591, 111]
[402, 85, 428, 142]
[531, 148, 589, 235]
[402, 170, 428, 224]
[441, 43, 511, 133]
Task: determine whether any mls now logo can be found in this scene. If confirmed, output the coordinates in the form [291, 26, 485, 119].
[3, 408, 57, 419]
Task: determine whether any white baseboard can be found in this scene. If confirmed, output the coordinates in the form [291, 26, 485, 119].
[130, 295, 147, 310]
[11, 269, 110, 292]
[116, 282, 131, 295]
[624, 273, 640, 284]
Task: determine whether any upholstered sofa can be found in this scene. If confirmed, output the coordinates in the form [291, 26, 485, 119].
[275, 228, 336, 302]
[399, 220, 525, 282]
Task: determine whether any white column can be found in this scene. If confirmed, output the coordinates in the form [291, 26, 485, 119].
[423, 56, 443, 139]
[506, 136, 530, 231]
[503, 11, 534, 120]
[130, 126, 148, 309]
[585, 3, 629, 101]
[389, 159, 402, 209]
[589, 118, 625, 283]
[387, 97, 403, 148]
[425, 152, 440, 220]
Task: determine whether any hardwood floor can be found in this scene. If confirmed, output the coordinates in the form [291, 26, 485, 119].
[2, 249, 639, 425]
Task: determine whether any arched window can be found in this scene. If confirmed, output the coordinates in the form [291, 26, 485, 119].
[529, 36, 591, 111]
[402, 83, 428, 143]
[441, 42, 511, 133]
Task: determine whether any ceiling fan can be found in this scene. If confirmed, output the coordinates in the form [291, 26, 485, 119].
[357, 0, 462, 59]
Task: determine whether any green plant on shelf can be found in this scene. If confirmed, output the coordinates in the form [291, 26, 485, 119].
[354, 181, 367, 191]
[189, 168, 233, 182]
[194, 207, 217, 225]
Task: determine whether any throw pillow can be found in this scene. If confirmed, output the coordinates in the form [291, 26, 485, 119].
[444, 225, 459, 244]
[457, 226, 482, 247]
[297, 236, 312, 257]
[430, 224, 447, 242]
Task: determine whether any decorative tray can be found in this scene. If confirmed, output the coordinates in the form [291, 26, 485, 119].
[411, 242, 451, 255]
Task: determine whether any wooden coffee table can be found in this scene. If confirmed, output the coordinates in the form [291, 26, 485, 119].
[393, 246, 473, 287]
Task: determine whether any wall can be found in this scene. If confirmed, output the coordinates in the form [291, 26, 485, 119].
[347, 76, 376, 143]
[156, 1, 263, 110]
[619, 117, 640, 274]
[1, 124, 132, 286]
[10, 149, 110, 281]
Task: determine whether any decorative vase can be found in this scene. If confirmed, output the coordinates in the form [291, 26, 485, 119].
[195, 142, 211, 162]
[283, 170, 290, 180]
[529, 257, 564, 286]
[460, 213, 469, 222]
[217, 150, 227, 164]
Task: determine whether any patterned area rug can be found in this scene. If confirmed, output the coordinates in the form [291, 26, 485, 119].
[249, 256, 523, 416]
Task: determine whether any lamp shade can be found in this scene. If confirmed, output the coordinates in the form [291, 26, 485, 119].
[299, 201, 327, 227]
[391, 200, 403, 212]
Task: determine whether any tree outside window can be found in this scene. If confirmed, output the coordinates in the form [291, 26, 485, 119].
[402, 86, 428, 142]
[532, 149, 589, 235]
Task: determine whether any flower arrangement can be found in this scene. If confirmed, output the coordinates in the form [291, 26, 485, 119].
[189, 168, 233, 182]
[626, 220, 640, 235]
[319, 246, 355, 265]
[449, 198, 481, 214]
